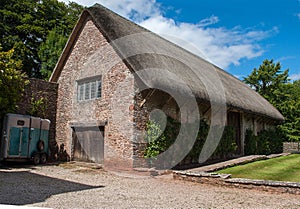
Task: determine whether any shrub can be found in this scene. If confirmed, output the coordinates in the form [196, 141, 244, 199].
[245, 129, 258, 155]
[143, 118, 179, 159]
[213, 126, 237, 159]
[244, 128, 283, 155]
[144, 117, 238, 166]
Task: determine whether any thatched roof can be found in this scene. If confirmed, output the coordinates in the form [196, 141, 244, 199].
[50, 4, 284, 121]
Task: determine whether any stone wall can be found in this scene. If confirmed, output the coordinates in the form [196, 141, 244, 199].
[173, 171, 300, 195]
[283, 142, 300, 153]
[17, 78, 58, 159]
[56, 19, 135, 170]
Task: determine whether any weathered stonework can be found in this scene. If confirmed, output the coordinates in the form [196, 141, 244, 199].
[56, 19, 136, 169]
[283, 142, 300, 153]
[17, 78, 58, 159]
[173, 171, 300, 195]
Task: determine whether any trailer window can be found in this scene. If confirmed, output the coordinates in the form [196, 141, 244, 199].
[17, 120, 25, 126]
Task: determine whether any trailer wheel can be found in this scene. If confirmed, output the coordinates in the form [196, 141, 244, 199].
[37, 140, 45, 152]
[40, 153, 47, 164]
[33, 153, 40, 165]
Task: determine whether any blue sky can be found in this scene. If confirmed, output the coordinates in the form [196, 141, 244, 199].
[60, 0, 300, 80]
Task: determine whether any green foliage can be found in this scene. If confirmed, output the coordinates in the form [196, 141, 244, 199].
[144, 117, 238, 165]
[144, 117, 180, 159]
[0, 46, 29, 118]
[244, 129, 283, 155]
[213, 126, 237, 159]
[244, 59, 300, 142]
[29, 95, 48, 118]
[243, 59, 289, 101]
[144, 120, 167, 158]
[0, 0, 84, 78]
[185, 119, 209, 160]
[38, 28, 68, 79]
[275, 81, 300, 142]
[244, 129, 258, 155]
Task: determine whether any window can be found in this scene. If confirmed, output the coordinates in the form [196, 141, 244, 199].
[90, 81, 96, 99]
[79, 84, 84, 101]
[84, 82, 90, 100]
[77, 77, 102, 101]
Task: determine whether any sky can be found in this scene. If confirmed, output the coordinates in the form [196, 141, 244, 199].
[59, 0, 300, 81]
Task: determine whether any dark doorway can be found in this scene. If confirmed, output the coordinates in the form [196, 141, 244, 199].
[227, 112, 241, 155]
[71, 126, 104, 163]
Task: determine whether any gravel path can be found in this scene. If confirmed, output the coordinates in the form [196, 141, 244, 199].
[0, 163, 300, 209]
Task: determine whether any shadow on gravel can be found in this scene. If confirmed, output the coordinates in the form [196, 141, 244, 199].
[0, 170, 104, 205]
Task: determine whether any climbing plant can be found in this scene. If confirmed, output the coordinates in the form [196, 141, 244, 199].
[244, 128, 283, 155]
[144, 117, 237, 166]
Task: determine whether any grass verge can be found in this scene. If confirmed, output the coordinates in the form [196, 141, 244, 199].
[218, 154, 300, 182]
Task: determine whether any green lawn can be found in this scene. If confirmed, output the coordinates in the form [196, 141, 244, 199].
[218, 154, 300, 182]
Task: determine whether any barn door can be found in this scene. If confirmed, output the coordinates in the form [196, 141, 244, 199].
[72, 126, 104, 163]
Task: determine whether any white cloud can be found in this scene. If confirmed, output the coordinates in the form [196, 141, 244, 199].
[139, 15, 274, 68]
[198, 15, 219, 27]
[289, 73, 300, 81]
[59, 0, 277, 69]
[297, 13, 300, 19]
[96, 0, 161, 21]
[61, 0, 160, 20]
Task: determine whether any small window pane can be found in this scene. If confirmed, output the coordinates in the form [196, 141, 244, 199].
[79, 84, 84, 101]
[90, 81, 96, 99]
[85, 83, 90, 100]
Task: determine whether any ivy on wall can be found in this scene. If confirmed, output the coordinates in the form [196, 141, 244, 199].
[244, 128, 283, 155]
[144, 117, 238, 167]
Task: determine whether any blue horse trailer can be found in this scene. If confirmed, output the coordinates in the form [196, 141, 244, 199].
[0, 114, 50, 165]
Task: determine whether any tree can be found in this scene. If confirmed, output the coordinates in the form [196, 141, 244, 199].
[243, 59, 289, 102]
[244, 59, 300, 142]
[0, 0, 84, 79]
[0, 46, 29, 119]
[38, 28, 68, 79]
[275, 80, 300, 141]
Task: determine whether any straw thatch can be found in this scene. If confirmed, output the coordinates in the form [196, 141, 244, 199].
[50, 4, 284, 121]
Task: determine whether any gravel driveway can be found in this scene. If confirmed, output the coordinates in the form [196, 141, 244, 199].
[0, 163, 300, 209]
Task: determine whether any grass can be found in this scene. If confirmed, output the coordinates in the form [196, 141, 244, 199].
[218, 154, 300, 182]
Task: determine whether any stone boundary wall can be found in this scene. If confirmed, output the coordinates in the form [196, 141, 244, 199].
[173, 171, 300, 195]
[283, 142, 300, 153]
[17, 78, 58, 159]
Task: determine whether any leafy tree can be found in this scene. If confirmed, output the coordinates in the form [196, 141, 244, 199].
[38, 28, 68, 79]
[0, 0, 84, 79]
[0, 46, 29, 119]
[243, 59, 289, 102]
[244, 59, 300, 141]
[275, 80, 300, 141]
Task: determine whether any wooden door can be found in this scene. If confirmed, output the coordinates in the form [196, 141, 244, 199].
[72, 126, 104, 163]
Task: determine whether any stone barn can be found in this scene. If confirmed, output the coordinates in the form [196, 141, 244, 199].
[50, 4, 284, 170]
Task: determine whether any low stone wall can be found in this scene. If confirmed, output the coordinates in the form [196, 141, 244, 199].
[283, 142, 300, 153]
[173, 171, 300, 195]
